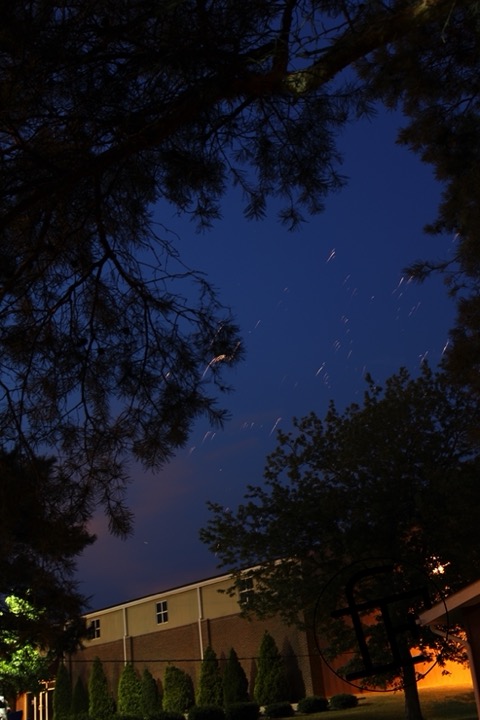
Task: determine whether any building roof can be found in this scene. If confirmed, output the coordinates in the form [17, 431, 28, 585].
[84, 569, 234, 616]
[419, 579, 480, 627]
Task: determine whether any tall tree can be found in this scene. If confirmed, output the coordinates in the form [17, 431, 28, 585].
[200, 365, 480, 719]
[0, 450, 93, 654]
[1, 1, 480, 533]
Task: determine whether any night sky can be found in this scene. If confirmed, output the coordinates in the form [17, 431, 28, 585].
[75, 108, 457, 611]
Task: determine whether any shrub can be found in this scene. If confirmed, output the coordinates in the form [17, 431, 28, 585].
[141, 668, 162, 717]
[163, 665, 195, 714]
[263, 702, 294, 718]
[118, 664, 142, 716]
[151, 712, 185, 720]
[253, 633, 287, 706]
[297, 697, 328, 714]
[53, 663, 72, 720]
[88, 656, 116, 720]
[160, 714, 185, 720]
[188, 705, 225, 720]
[329, 694, 358, 710]
[72, 677, 89, 717]
[223, 649, 249, 705]
[225, 702, 259, 720]
[196, 647, 223, 707]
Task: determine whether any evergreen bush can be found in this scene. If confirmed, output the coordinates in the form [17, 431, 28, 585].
[72, 677, 89, 717]
[88, 657, 116, 720]
[118, 664, 143, 717]
[53, 664, 72, 720]
[162, 665, 194, 714]
[263, 702, 294, 718]
[329, 694, 358, 710]
[297, 697, 328, 714]
[197, 647, 223, 707]
[253, 633, 287, 706]
[223, 649, 249, 705]
[141, 668, 162, 717]
[156, 713, 185, 720]
[224, 702, 259, 720]
[188, 705, 225, 720]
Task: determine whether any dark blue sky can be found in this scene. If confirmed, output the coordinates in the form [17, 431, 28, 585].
[76, 108, 457, 610]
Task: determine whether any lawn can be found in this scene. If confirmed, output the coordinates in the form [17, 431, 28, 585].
[296, 687, 477, 720]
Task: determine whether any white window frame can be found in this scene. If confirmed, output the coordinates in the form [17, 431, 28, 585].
[238, 577, 254, 606]
[156, 599, 169, 624]
[90, 618, 101, 639]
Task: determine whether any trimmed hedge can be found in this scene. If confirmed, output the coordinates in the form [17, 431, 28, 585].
[146, 713, 185, 720]
[116, 714, 185, 720]
[188, 705, 225, 720]
[225, 702, 260, 720]
[263, 702, 294, 718]
[329, 694, 358, 710]
[297, 696, 329, 714]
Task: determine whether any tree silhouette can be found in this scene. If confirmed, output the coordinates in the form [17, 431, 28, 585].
[1, 1, 480, 533]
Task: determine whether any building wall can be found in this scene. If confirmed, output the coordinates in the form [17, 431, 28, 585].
[68, 570, 473, 708]
[68, 572, 355, 704]
[19, 573, 474, 720]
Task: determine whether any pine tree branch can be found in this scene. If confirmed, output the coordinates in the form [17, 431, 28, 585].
[283, 0, 461, 95]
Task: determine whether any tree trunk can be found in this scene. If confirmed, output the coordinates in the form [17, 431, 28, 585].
[402, 660, 424, 720]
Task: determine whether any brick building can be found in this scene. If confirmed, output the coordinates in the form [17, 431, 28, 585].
[20, 570, 471, 720]
[65, 571, 353, 706]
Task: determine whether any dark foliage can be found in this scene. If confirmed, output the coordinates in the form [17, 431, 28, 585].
[140, 668, 162, 718]
[263, 702, 294, 718]
[189, 706, 226, 720]
[223, 649, 249, 706]
[88, 657, 115, 720]
[149, 713, 185, 720]
[328, 694, 358, 711]
[1, 0, 480, 538]
[0, 450, 93, 655]
[202, 365, 480, 621]
[118, 664, 142, 717]
[202, 365, 480, 719]
[53, 664, 72, 720]
[253, 633, 288, 706]
[162, 666, 194, 714]
[196, 647, 223, 707]
[296, 697, 328, 714]
[72, 677, 90, 717]
[225, 702, 260, 720]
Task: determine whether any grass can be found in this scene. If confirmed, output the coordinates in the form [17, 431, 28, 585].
[295, 687, 477, 720]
